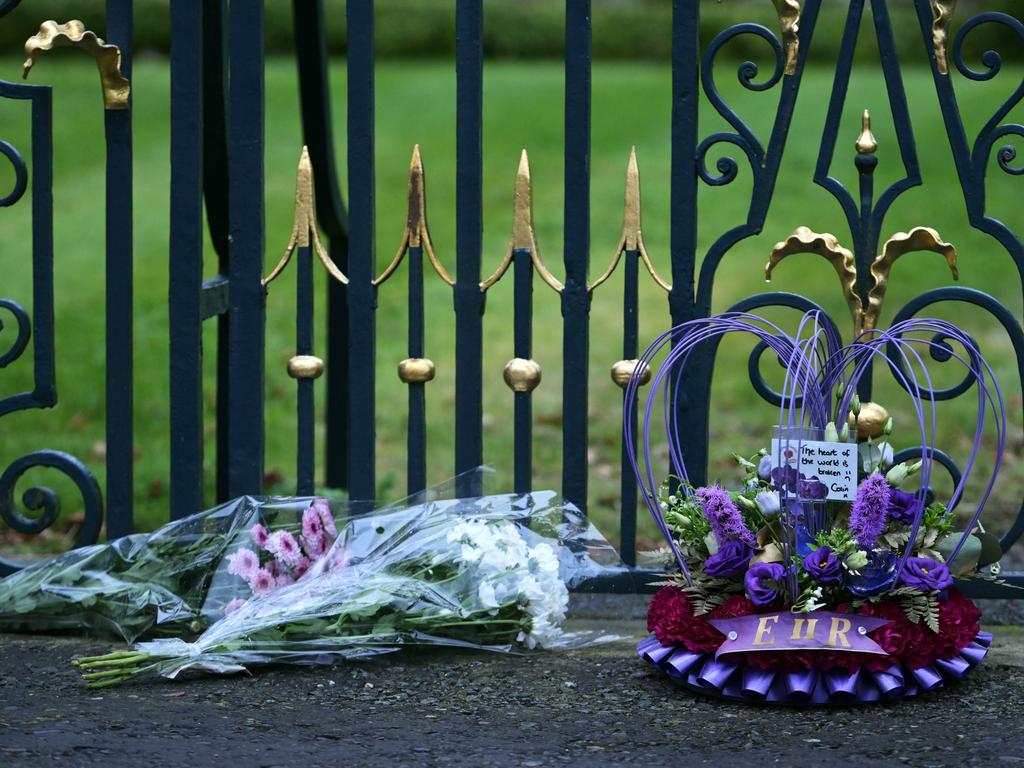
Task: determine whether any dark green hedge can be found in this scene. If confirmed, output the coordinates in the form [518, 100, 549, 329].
[0, 0, 1012, 65]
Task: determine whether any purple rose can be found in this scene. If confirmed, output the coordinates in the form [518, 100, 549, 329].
[900, 557, 953, 592]
[888, 488, 921, 524]
[704, 540, 752, 578]
[803, 545, 843, 585]
[744, 562, 785, 607]
[847, 550, 898, 597]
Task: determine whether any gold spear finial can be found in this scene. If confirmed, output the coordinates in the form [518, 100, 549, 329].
[374, 144, 453, 286]
[262, 146, 348, 287]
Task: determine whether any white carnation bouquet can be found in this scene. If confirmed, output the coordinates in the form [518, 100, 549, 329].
[73, 488, 617, 686]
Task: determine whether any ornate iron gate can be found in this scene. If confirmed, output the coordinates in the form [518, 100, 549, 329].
[0, 1, 1021, 597]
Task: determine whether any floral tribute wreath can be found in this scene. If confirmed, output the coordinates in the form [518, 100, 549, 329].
[625, 311, 1005, 705]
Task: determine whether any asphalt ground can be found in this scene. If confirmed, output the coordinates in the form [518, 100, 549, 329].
[2, 601, 1023, 768]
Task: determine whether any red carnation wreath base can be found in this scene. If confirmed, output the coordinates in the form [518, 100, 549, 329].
[638, 586, 990, 705]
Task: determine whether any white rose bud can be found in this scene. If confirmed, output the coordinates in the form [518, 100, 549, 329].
[757, 454, 773, 481]
[824, 421, 839, 442]
[885, 462, 909, 486]
[755, 490, 781, 517]
[879, 441, 894, 470]
[704, 532, 720, 556]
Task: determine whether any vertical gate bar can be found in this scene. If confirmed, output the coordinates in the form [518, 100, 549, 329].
[561, 0, 591, 513]
[407, 245, 427, 495]
[346, 0, 377, 504]
[226, 0, 266, 497]
[669, 0, 704, 484]
[454, 0, 484, 497]
[619, 250, 639, 566]
[203, 0, 232, 504]
[103, 0, 134, 536]
[512, 248, 533, 494]
[292, 0, 351, 491]
[168, 0, 205, 520]
[296, 244, 315, 495]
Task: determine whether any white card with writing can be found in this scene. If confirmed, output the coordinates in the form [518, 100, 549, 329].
[769, 438, 857, 501]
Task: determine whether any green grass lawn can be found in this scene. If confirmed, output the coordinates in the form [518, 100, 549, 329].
[0, 57, 1021, 558]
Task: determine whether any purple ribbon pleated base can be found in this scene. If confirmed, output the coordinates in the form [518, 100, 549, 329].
[637, 631, 991, 706]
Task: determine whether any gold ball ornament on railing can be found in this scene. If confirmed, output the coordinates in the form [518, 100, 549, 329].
[610, 359, 651, 389]
[848, 401, 890, 440]
[398, 358, 436, 384]
[503, 358, 542, 393]
[287, 355, 325, 380]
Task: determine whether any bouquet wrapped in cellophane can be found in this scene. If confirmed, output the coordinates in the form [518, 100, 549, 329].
[627, 311, 1006, 705]
[71, 483, 619, 686]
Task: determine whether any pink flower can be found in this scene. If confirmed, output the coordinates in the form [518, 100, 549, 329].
[312, 497, 336, 539]
[250, 523, 269, 549]
[246, 566, 275, 594]
[266, 529, 303, 568]
[223, 598, 247, 616]
[293, 557, 311, 579]
[226, 548, 259, 578]
[302, 507, 327, 559]
[322, 547, 348, 573]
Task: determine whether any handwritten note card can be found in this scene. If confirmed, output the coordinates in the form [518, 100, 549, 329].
[769, 438, 857, 501]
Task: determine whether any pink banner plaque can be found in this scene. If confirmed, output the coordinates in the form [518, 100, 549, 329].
[708, 612, 892, 659]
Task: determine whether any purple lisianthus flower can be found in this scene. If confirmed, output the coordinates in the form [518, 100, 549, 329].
[803, 545, 843, 585]
[846, 550, 898, 597]
[888, 488, 921, 525]
[757, 454, 774, 482]
[850, 473, 891, 548]
[696, 485, 756, 547]
[900, 557, 953, 592]
[745, 562, 786, 606]
[704, 539, 753, 579]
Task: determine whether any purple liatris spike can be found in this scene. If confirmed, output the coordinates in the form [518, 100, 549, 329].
[850, 473, 891, 548]
[696, 485, 756, 547]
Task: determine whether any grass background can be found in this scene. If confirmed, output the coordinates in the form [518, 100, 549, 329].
[0, 42, 1022, 558]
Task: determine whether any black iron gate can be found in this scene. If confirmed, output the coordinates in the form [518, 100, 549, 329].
[0, 0, 1021, 597]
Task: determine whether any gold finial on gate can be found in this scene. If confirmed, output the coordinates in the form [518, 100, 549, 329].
[931, 0, 958, 76]
[23, 20, 130, 110]
[611, 359, 652, 389]
[263, 146, 348, 287]
[772, 0, 801, 76]
[589, 147, 671, 293]
[864, 227, 958, 332]
[766, 227, 861, 329]
[374, 145, 453, 287]
[481, 150, 563, 293]
[855, 109, 878, 155]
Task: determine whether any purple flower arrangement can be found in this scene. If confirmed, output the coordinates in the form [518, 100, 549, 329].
[624, 310, 1005, 699]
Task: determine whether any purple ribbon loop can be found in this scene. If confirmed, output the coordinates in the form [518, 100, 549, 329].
[910, 665, 944, 692]
[784, 669, 818, 699]
[823, 667, 860, 701]
[960, 642, 988, 667]
[935, 656, 970, 679]
[697, 658, 737, 690]
[976, 631, 993, 647]
[664, 649, 702, 679]
[741, 667, 775, 699]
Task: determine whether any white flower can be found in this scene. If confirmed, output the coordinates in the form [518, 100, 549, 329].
[478, 581, 499, 609]
[755, 490, 781, 516]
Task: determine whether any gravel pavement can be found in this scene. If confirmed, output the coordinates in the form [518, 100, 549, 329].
[2, 607, 1023, 767]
